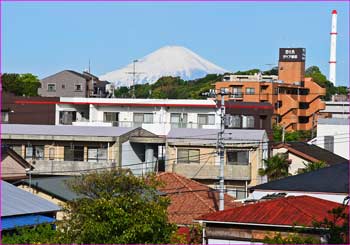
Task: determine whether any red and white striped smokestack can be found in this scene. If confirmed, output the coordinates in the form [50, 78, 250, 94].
[329, 9, 337, 86]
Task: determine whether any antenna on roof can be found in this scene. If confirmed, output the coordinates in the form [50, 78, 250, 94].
[88, 59, 91, 73]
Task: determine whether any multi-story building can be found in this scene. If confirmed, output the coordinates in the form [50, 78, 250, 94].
[2, 124, 162, 176]
[216, 48, 326, 131]
[38, 70, 112, 98]
[319, 101, 350, 119]
[165, 128, 269, 199]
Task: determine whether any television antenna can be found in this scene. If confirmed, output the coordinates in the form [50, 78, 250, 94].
[126, 59, 145, 98]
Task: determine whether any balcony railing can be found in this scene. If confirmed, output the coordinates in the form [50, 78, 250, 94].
[170, 164, 251, 181]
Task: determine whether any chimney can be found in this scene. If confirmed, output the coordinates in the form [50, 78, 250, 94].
[329, 10, 337, 86]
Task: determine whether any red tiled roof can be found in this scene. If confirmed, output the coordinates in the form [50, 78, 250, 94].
[157, 172, 239, 225]
[198, 195, 348, 227]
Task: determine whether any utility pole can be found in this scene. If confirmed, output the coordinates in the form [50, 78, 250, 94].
[282, 125, 286, 143]
[311, 113, 316, 139]
[202, 88, 229, 211]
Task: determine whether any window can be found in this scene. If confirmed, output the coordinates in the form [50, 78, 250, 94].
[133, 113, 153, 125]
[177, 149, 200, 164]
[242, 116, 255, 128]
[103, 112, 119, 122]
[299, 102, 309, 109]
[59, 111, 77, 125]
[198, 114, 215, 127]
[246, 87, 255, 95]
[170, 113, 188, 128]
[88, 147, 107, 163]
[227, 115, 241, 128]
[47, 84, 56, 92]
[298, 116, 309, 124]
[62, 84, 66, 89]
[25, 145, 44, 160]
[49, 148, 55, 160]
[64, 145, 84, 161]
[231, 87, 243, 98]
[226, 151, 249, 165]
[2, 111, 9, 123]
[324, 136, 334, 152]
[275, 100, 282, 109]
[75, 84, 82, 91]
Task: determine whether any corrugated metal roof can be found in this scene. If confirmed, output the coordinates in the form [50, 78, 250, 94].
[1, 181, 61, 217]
[167, 128, 266, 144]
[198, 196, 345, 227]
[20, 176, 81, 202]
[2, 124, 137, 137]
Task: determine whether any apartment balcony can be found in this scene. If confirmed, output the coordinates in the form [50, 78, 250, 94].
[31, 160, 113, 175]
[229, 92, 244, 100]
[171, 164, 251, 181]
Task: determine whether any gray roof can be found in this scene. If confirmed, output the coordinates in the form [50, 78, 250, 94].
[1, 181, 61, 217]
[318, 118, 349, 125]
[250, 162, 349, 194]
[2, 124, 137, 137]
[167, 128, 266, 144]
[20, 176, 81, 202]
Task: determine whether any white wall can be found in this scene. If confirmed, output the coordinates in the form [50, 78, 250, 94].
[315, 122, 349, 159]
[249, 190, 347, 204]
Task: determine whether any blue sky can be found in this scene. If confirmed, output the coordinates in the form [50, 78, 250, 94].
[2, 1, 349, 86]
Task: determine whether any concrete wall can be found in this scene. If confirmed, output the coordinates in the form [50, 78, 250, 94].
[166, 145, 264, 187]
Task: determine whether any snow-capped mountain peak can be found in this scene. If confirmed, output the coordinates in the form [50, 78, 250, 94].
[99, 46, 228, 86]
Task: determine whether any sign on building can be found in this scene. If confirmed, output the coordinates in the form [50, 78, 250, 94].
[279, 48, 306, 62]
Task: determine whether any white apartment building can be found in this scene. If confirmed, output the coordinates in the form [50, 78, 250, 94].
[320, 101, 350, 118]
[310, 118, 349, 160]
[55, 98, 221, 135]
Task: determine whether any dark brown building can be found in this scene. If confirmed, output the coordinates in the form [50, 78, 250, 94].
[223, 101, 274, 139]
[2, 92, 58, 125]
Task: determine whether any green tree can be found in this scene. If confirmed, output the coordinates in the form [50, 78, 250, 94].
[305, 66, 349, 101]
[58, 169, 177, 244]
[259, 153, 290, 181]
[234, 68, 261, 75]
[1, 73, 40, 96]
[1, 224, 59, 244]
[263, 232, 319, 244]
[114, 86, 130, 97]
[298, 161, 328, 174]
[313, 204, 349, 244]
[264, 204, 349, 244]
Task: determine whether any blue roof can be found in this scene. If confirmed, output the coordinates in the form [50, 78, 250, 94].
[1, 215, 56, 230]
[1, 181, 61, 217]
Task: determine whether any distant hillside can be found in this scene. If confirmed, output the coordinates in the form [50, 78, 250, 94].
[114, 74, 223, 99]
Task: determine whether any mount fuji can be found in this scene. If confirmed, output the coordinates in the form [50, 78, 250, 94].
[99, 46, 228, 86]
